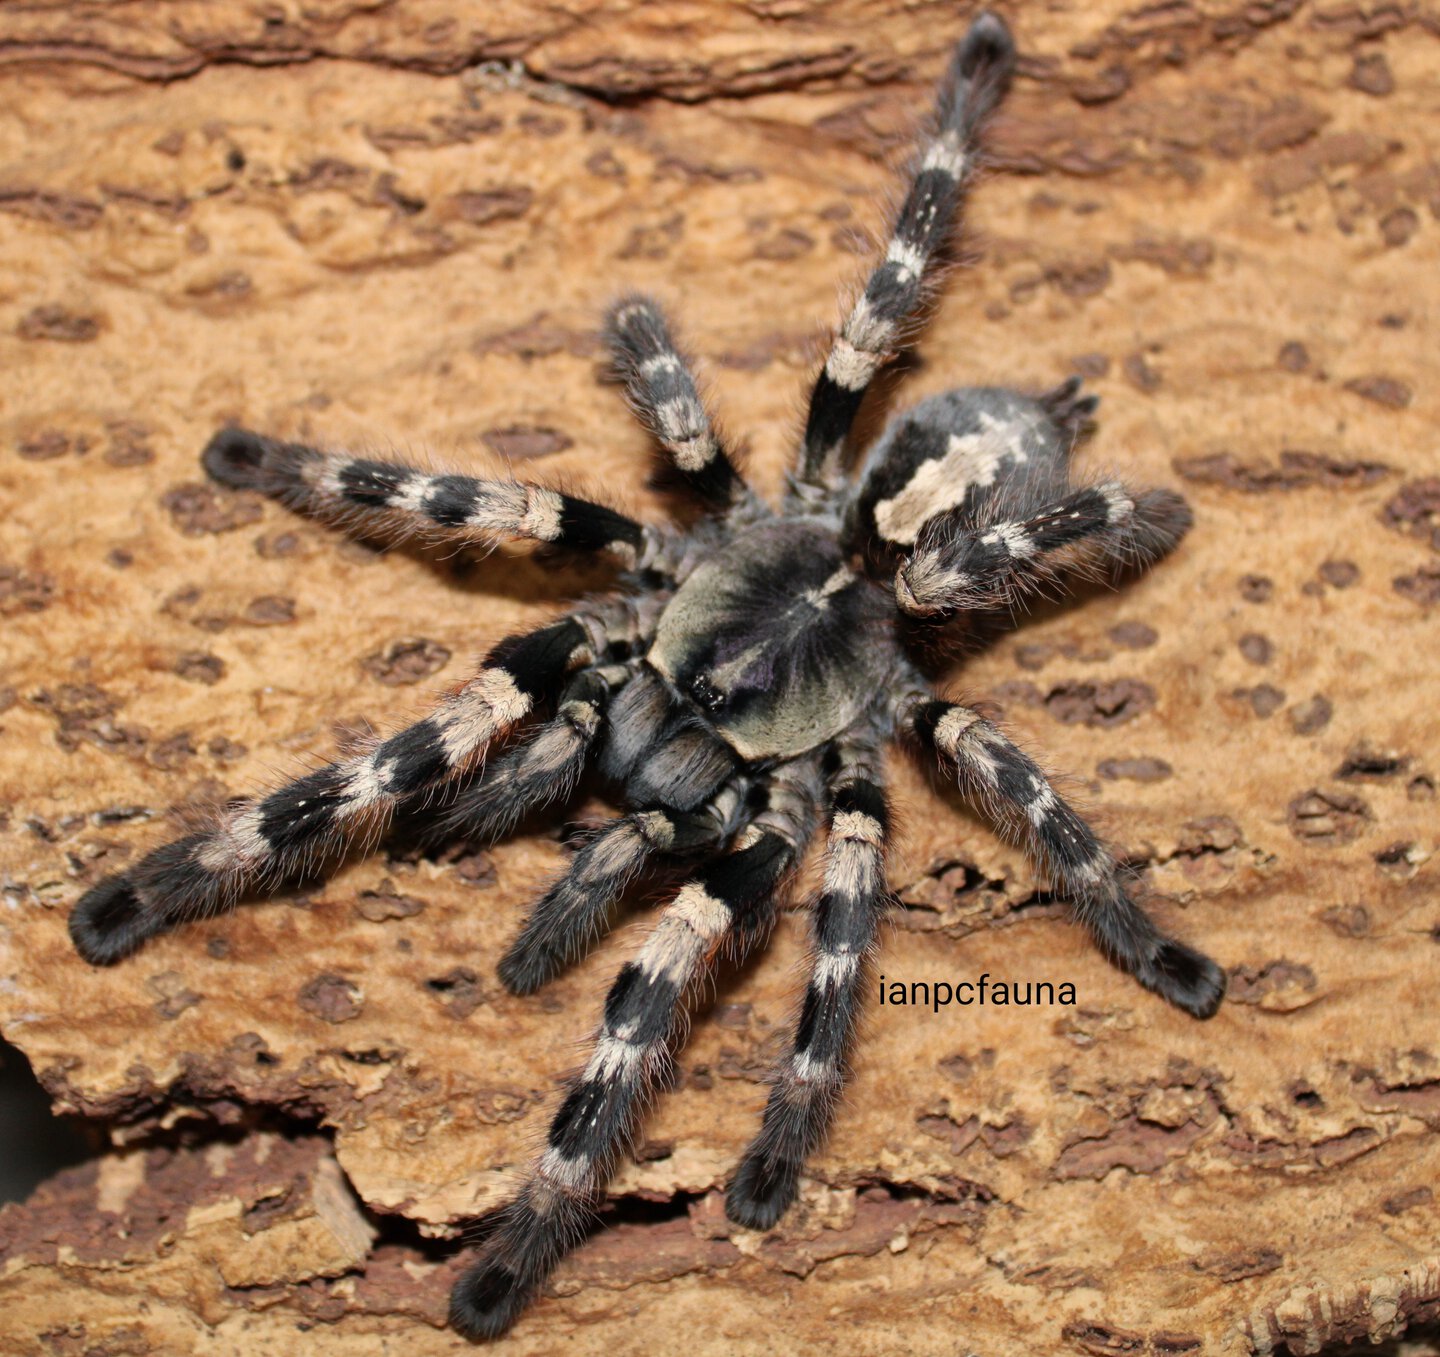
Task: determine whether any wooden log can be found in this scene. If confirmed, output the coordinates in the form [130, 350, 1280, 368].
[1, 4, 1436, 1351]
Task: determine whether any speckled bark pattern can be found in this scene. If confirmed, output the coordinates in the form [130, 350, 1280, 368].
[1, 3, 1437, 1354]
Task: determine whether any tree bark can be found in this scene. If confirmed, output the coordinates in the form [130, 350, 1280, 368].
[1, 3, 1437, 1353]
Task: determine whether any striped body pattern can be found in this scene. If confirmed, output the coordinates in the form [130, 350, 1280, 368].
[68, 13, 1225, 1340]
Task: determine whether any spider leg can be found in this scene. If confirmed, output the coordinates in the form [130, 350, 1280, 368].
[202, 428, 658, 568]
[497, 778, 748, 996]
[604, 295, 752, 512]
[427, 664, 630, 850]
[906, 698, 1225, 1017]
[896, 481, 1193, 616]
[68, 615, 601, 966]
[1038, 375, 1101, 445]
[727, 738, 890, 1229]
[795, 12, 1016, 493]
[429, 589, 677, 851]
[449, 756, 821, 1340]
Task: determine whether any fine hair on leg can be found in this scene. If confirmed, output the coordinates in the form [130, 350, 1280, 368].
[203, 428, 657, 567]
[797, 12, 1017, 489]
[727, 739, 891, 1229]
[907, 698, 1225, 1017]
[69, 618, 595, 965]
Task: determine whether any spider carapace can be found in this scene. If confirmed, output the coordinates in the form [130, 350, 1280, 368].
[69, 12, 1225, 1339]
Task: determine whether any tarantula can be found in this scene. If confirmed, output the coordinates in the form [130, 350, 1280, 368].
[69, 11, 1225, 1340]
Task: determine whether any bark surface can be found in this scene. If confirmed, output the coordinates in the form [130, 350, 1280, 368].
[1, 3, 1437, 1354]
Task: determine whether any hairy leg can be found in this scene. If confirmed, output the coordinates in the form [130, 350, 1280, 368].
[69, 616, 600, 965]
[203, 428, 657, 567]
[896, 481, 1192, 616]
[498, 779, 748, 995]
[727, 739, 891, 1228]
[797, 12, 1016, 490]
[429, 664, 630, 850]
[604, 295, 750, 512]
[907, 699, 1225, 1017]
[449, 756, 822, 1339]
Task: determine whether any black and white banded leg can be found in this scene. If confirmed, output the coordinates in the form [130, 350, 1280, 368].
[908, 699, 1225, 1017]
[604, 295, 750, 510]
[897, 482, 1193, 616]
[449, 758, 820, 1340]
[68, 618, 596, 965]
[497, 779, 748, 996]
[432, 665, 629, 850]
[202, 428, 657, 567]
[797, 13, 1016, 489]
[727, 741, 891, 1229]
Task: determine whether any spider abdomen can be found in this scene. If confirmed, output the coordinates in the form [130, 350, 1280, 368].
[648, 521, 895, 760]
[850, 386, 1079, 556]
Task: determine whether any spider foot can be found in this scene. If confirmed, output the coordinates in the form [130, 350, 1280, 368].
[448, 1258, 532, 1343]
[957, 10, 1017, 85]
[1040, 374, 1101, 441]
[69, 874, 163, 965]
[1131, 487, 1195, 557]
[69, 833, 232, 965]
[1139, 939, 1227, 1019]
[495, 936, 564, 997]
[201, 427, 278, 490]
[725, 1152, 801, 1231]
[449, 1187, 586, 1341]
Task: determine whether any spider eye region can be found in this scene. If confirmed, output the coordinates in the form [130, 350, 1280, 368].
[687, 672, 727, 713]
[648, 521, 895, 760]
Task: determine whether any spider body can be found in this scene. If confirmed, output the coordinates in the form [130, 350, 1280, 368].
[68, 12, 1226, 1341]
[648, 518, 895, 759]
[854, 386, 1074, 555]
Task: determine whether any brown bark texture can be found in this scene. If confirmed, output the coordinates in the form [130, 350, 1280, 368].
[1, 2, 1438, 1355]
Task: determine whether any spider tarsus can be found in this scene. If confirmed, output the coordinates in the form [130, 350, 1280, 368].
[1131, 487, 1195, 558]
[201, 426, 273, 490]
[1144, 940, 1227, 1019]
[495, 941, 561, 997]
[448, 1259, 532, 1342]
[950, 10, 1017, 122]
[725, 1153, 801, 1231]
[69, 874, 159, 966]
[1040, 375, 1101, 442]
[959, 10, 1016, 70]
